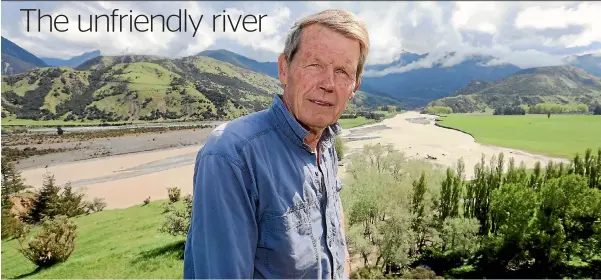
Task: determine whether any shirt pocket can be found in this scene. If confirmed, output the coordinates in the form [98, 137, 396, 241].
[257, 205, 318, 278]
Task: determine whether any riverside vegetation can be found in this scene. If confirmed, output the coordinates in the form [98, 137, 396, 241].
[1, 140, 600, 279]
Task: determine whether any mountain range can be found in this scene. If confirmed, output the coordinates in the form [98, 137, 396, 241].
[41, 50, 102, 68]
[2, 35, 601, 122]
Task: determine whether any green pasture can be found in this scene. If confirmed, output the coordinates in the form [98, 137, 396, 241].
[437, 114, 601, 158]
[1, 200, 185, 279]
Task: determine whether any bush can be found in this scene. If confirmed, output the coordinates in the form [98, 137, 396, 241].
[1, 209, 26, 240]
[167, 187, 181, 203]
[423, 106, 453, 115]
[85, 197, 107, 213]
[334, 136, 346, 161]
[350, 266, 384, 279]
[401, 267, 442, 279]
[143, 197, 151, 206]
[18, 215, 77, 268]
[160, 194, 193, 236]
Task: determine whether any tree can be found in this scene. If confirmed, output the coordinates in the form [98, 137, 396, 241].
[1, 158, 30, 209]
[25, 174, 62, 224]
[58, 183, 87, 217]
[335, 136, 346, 161]
[412, 172, 427, 254]
[439, 168, 454, 222]
[1, 158, 31, 240]
[450, 159, 465, 218]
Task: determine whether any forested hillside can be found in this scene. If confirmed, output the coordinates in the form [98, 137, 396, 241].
[428, 66, 601, 113]
[1, 55, 283, 121]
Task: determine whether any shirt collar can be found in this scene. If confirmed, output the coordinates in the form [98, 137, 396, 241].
[269, 94, 341, 151]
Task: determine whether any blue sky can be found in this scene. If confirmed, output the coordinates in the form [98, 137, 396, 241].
[2, 1, 601, 72]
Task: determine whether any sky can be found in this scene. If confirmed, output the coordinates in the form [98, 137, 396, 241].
[2, 1, 601, 76]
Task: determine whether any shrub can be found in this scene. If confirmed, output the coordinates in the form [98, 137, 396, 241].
[401, 267, 442, 279]
[423, 106, 453, 115]
[18, 215, 77, 268]
[1, 209, 26, 240]
[160, 194, 193, 237]
[334, 136, 346, 161]
[350, 266, 384, 279]
[143, 197, 151, 206]
[85, 197, 107, 213]
[167, 187, 181, 203]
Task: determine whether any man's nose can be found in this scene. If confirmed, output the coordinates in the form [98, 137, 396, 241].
[318, 69, 335, 93]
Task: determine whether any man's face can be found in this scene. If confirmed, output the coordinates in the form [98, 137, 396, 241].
[278, 24, 361, 131]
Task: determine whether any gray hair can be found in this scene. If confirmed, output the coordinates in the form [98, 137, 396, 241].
[282, 9, 370, 81]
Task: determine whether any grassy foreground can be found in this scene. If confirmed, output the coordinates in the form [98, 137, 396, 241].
[437, 114, 601, 158]
[1, 200, 185, 279]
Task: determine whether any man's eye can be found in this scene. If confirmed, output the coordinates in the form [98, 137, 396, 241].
[336, 69, 348, 76]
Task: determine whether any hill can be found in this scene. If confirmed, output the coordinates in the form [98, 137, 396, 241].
[198, 49, 279, 78]
[428, 66, 601, 113]
[1, 55, 283, 122]
[41, 50, 101, 68]
[1, 37, 48, 75]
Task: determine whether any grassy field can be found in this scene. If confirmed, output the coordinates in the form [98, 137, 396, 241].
[339, 110, 399, 129]
[436, 114, 601, 158]
[339, 116, 377, 129]
[1, 200, 185, 279]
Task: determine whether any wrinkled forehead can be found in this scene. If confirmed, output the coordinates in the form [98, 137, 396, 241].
[296, 24, 360, 67]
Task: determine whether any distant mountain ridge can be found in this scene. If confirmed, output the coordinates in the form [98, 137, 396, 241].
[42, 50, 101, 68]
[360, 52, 522, 107]
[428, 65, 601, 113]
[565, 53, 601, 78]
[1, 36, 48, 75]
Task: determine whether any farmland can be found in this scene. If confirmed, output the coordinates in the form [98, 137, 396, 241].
[436, 114, 601, 159]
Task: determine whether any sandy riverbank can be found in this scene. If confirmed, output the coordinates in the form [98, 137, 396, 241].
[343, 111, 569, 178]
[18, 111, 569, 209]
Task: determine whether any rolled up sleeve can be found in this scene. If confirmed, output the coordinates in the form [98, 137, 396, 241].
[183, 152, 258, 279]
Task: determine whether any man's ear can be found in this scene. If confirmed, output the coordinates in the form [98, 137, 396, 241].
[351, 76, 362, 99]
[277, 54, 288, 86]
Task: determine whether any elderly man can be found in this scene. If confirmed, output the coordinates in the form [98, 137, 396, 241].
[183, 9, 370, 279]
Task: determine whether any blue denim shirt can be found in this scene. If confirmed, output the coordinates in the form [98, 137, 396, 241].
[183, 94, 348, 279]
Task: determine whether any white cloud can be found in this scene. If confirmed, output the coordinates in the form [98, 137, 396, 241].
[514, 2, 601, 48]
[1, 1, 600, 70]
